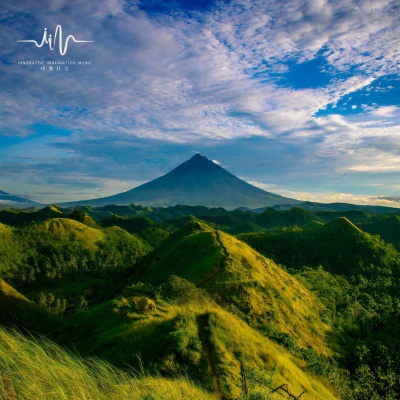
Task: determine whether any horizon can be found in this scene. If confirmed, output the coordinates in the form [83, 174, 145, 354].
[1, 152, 399, 209]
[0, 0, 399, 208]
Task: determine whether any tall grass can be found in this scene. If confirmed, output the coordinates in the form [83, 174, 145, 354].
[0, 327, 212, 400]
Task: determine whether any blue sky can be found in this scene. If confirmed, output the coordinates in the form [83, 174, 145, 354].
[0, 0, 399, 206]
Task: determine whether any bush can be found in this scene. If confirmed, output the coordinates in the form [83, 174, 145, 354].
[162, 275, 203, 304]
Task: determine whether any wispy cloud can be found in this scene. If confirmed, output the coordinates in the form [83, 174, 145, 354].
[0, 0, 399, 203]
[250, 181, 400, 208]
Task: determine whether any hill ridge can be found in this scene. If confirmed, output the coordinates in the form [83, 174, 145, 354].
[136, 221, 332, 355]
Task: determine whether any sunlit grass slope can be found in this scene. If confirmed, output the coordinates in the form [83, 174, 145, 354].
[203, 307, 337, 399]
[0, 326, 212, 400]
[137, 221, 332, 354]
[0, 219, 339, 399]
[42, 218, 104, 250]
[55, 221, 338, 398]
[0, 222, 11, 234]
[59, 292, 337, 399]
[40, 218, 151, 253]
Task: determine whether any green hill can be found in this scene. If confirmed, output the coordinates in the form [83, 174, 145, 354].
[50, 221, 341, 398]
[58, 288, 337, 399]
[359, 215, 400, 251]
[256, 207, 321, 229]
[0, 279, 55, 332]
[0, 206, 97, 228]
[41, 218, 104, 250]
[238, 217, 400, 277]
[100, 216, 170, 247]
[135, 222, 333, 354]
[0, 218, 151, 295]
[1, 207, 400, 399]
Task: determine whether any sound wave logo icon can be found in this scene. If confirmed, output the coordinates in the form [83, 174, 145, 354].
[17, 25, 93, 56]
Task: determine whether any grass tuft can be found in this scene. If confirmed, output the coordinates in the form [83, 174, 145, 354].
[0, 326, 212, 400]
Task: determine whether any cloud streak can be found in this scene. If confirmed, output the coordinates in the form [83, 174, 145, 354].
[0, 0, 399, 204]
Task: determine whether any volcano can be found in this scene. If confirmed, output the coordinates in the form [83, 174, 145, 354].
[61, 154, 300, 209]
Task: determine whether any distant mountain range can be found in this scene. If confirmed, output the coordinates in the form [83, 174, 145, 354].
[60, 153, 301, 209]
[0, 190, 40, 207]
[257, 201, 400, 214]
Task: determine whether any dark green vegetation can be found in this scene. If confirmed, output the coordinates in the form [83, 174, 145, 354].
[0, 203, 400, 399]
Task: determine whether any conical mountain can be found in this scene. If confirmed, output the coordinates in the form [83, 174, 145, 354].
[61, 154, 300, 209]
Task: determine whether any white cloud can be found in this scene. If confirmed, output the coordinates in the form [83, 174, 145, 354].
[370, 106, 399, 117]
[249, 182, 400, 208]
[1, 0, 399, 203]
[2, 0, 399, 142]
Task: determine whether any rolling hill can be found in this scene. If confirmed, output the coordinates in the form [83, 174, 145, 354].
[359, 215, 400, 251]
[0, 279, 55, 332]
[238, 217, 400, 277]
[57, 222, 339, 398]
[135, 221, 333, 354]
[2, 207, 400, 398]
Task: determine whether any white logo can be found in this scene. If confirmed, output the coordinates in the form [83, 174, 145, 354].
[17, 25, 93, 56]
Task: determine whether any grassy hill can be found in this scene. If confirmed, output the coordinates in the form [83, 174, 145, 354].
[359, 215, 400, 251]
[0, 279, 55, 333]
[238, 217, 400, 277]
[137, 222, 334, 353]
[42, 218, 104, 249]
[256, 207, 321, 229]
[48, 221, 341, 399]
[0, 206, 97, 228]
[0, 218, 152, 300]
[57, 287, 338, 399]
[1, 207, 399, 399]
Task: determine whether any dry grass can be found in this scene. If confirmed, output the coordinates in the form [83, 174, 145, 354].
[0, 326, 213, 400]
[205, 307, 338, 400]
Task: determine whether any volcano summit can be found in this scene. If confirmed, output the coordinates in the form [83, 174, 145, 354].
[61, 154, 300, 209]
